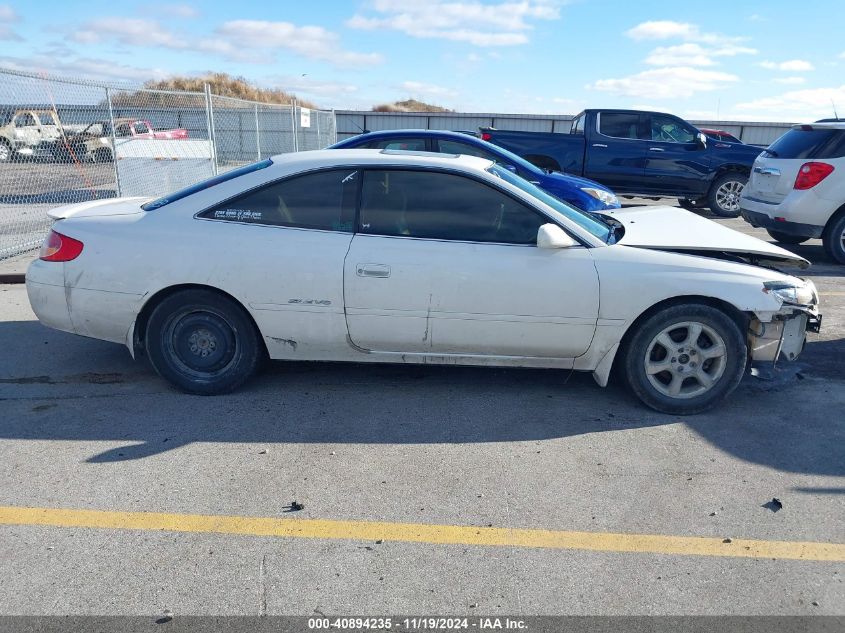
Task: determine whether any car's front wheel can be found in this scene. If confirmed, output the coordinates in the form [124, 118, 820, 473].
[766, 229, 809, 245]
[623, 304, 747, 414]
[146, 289, 263, 395]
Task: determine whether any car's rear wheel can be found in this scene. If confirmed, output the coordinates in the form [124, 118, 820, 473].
[0, 140, 12, 162]
[146, 289, 262, 395]
[623, 304, 746, 414]
[708, 173, 747, 217]
[678, 198, 703, 211]
[766, 229, 810, 245]
[822, 213, 845, 264]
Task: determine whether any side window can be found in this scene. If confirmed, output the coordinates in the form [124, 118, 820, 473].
[650, 114, 696, 143]
[114, 123, 132, 137]
[571, 114, 585, 135]
[437, 139, 497, 160]
[37, 112, 56, 126]
[360, 170, 546, 245]
[365, 138, 426, 151]
[14, 113, 36, 127]
[198, 169, 358, 232]
[133, 121, 151, 134]
[598, 113, 642, 140]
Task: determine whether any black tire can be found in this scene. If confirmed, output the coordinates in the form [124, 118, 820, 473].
[707, 172, 747, 217]
[822, 212, 845, 264]
[766, 229, 809, 245]
[146, 289, 262, 395]
[623, 304, 747, 415]
[0, 139, 11, 162]
[678, 198, 697, 211]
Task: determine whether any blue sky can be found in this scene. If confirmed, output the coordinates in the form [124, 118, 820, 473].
[1, 0, 843, 121]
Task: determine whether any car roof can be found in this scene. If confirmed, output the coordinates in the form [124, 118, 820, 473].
[792, 122, 845, 130]
[268, 148, 494, 172]
[340, 129, 482, 141]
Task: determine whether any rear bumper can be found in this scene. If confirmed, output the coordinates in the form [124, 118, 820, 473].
[740, 207, 824, 239]
[26, 260, 75, 334]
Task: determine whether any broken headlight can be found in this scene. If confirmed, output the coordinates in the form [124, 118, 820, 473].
[763, 280, 817, 306]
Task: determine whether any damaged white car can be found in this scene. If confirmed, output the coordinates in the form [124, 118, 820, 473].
[26, 150, 821, 414]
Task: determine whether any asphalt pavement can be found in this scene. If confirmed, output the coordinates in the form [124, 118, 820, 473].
[0, 208, 843, 617]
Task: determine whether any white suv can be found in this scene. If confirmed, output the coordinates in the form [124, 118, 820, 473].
[740, 121, 845, 263]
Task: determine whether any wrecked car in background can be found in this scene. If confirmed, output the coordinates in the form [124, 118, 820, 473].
[26, 150, 821, 415]
[52, 118, 188, 162]
[0, 108, 64, 161]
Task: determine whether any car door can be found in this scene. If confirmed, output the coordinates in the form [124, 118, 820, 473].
[343, 168, 599, 358]
[12, 111, 41, 150]
[195, 168, 358, 357]
[640, 113, 711, 196]
[584, 112, 646, 191]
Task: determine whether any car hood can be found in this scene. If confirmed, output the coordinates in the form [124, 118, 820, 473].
[601, 206, 810, 269]
[547, 170, 609, 191]
[48, 197, 151, 220]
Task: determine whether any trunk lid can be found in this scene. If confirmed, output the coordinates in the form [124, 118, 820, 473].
[603, 205, 810, 268]
[48, 196, 151, 220]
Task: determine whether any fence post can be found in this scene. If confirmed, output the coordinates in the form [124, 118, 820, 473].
[255, 104, 261, 160]
[291, 98, 299, 153]
[105, 87, 121, 197]
[204, 83, 218, 175]
[331, 109, 337, 145]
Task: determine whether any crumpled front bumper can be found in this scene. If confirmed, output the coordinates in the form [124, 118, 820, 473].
[749, 304, 821, 363]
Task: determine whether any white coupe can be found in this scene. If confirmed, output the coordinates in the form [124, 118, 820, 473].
[26, 150, 821, 414]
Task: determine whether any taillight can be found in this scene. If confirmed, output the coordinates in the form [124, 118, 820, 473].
[481, 132, 492, 141]
[39, 230, 84, 262]
[794, 162, 834, 190]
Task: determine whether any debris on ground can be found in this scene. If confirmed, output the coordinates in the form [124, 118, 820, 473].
[375, 539, 384, 544]
[285, 500, 305, 512]
[258, 449, 268, 454]
[762, 498, 783, 512]
[723, 538, 732, 543]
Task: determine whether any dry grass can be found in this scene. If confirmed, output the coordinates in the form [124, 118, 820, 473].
[109, 73, 319, 109]
[372, 99, 453, 113]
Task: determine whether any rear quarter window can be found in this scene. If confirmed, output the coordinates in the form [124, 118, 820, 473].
[766, 128, 845, 159]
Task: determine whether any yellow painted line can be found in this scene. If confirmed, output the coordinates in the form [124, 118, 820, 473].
[0, 505, 842, 562]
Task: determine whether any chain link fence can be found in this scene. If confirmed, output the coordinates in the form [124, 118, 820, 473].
[0, 68, 337, 260]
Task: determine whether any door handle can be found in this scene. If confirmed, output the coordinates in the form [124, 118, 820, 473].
[592, 143, 608, 148]
[648, 147, 665, 152]
[356, 263, 391, 278]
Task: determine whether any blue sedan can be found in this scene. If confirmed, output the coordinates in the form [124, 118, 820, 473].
[330, 129, 621, 212]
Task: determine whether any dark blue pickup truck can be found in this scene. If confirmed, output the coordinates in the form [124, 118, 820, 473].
[481, 109, 763, 217]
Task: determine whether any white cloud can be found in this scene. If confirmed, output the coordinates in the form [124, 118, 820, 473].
[347, 0, 562, 47]
[214, 20, 383, 68]
[69, 17, 382, 69]
[735, 85, 845, 119]
[628, 20, 755, 68]
[645, 43, 717, 67]
[158, 4, 199, 18]
[759, 59, 814, 71]
[589, 66, 739, 99]
[399, 80, 458, 98]
[72, 18, 187, 48]
[0, 3, 21, 40]
[774, 76, 806, 85]
[0, 53, 169, 84]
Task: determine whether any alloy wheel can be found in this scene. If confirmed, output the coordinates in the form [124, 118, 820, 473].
[644, 321, 728, 399]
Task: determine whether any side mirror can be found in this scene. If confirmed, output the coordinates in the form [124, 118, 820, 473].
[537, 223, 577, 249]
[696, 132, 708, 148]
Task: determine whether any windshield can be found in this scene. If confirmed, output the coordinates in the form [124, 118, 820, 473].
[488, 164, 611, 242]
[484, 143, 543, 175]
